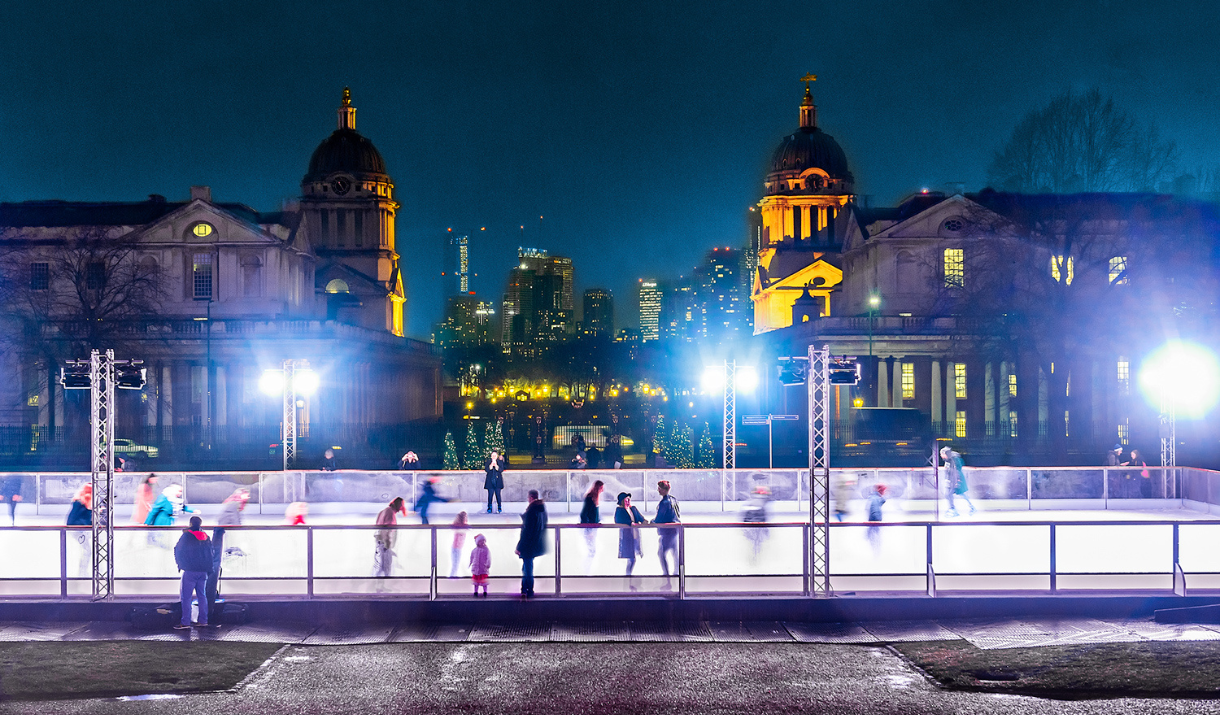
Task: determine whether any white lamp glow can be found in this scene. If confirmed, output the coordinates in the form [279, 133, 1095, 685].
[1138, 341, 1220, 418]
[293, 369, 319, 396]
[701, 365, 725, 393]
[259, 369, 286, 396]
[736, 365, 759, 393]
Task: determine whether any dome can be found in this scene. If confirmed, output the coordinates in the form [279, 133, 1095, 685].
[306, 129, 386, 180]
[769, 127, 852, 182]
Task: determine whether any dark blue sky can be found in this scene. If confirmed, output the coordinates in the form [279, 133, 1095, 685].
[1, 0, 1217, 337]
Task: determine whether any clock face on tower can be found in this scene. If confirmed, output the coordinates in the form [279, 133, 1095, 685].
[331, 176, 352, 195]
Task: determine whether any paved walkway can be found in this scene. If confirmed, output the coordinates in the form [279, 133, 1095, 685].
[2, 615, 1218, 649]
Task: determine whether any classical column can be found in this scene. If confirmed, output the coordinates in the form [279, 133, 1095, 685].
[892, 358, 903, 408]
[161, 364, 174, 439]
[931, 359, 942, 430]
[999, 361, 1011, 436]
[985, 362, 996, 436]
[945, 362, 957, 435]
[877, 358, 890, 408]
[1038, 366, 1049, 436]
[216, 366, 227, 428]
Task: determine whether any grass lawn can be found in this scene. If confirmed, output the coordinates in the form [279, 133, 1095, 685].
[0, 641, 282, 702]
[895, 639, 1220, 699]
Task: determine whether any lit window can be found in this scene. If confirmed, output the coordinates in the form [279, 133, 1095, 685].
[1064, 410, 1070, 437]
[1117, 358, 1129, 395]
[1118, 421, 1129, 445]
[943, 249, 964, 287]
[1109, 256, 1128, 285]
[901, 363, 914, 400]
[192, 253, 213, 299]
[29, 262, 49, 290]
[325, 279, 350, 294]
[954, 363, 967, 399]
[1065, 374, 1070, 397]
[955, 410, 967, 438]
[1008, 373, 1017, 397]
[1009, 411, 1019, 438]
[1050, 255, 1074, 284]
[192, 223, 214, 238]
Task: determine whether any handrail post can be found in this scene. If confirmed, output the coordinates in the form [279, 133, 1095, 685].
[430, 526, 437, 601]
[258, 472, 264, 515]
[801, 523, 809, 597]
[926, 523, 936, 597]
[1103, 467, 1109, 509]
[1173, 522, 1186, 597]
[555, 525, 562, 595]
[678, 523, 686, 599]
[1026, 468, 1032, 511]
[1049, 524, 1057, 594]
[566, 471, 571, 513]
[36, 474, 42, 516]
[720, 469, 725, 512]
[60, 528, 68, 598]
[306, 526, 314, 599]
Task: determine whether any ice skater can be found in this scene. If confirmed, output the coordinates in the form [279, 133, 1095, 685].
[830, 472, 856, 522]
[866, 484, 887, 554]
[580, 480, 605, 571]
[941, 446, 975, 517]
[614, 492, 646, 590]
[1, 474, 23, 526]
[470, 533, 491, 597]
[450, 511, 469, 578]
[67, 484, 93, 577]
[484, 450, 506, 514]
[653, 480, 681, 590]
[373, 496, 407, 587]
[415, 476, 451, 525]
[741, 485, 770, 562]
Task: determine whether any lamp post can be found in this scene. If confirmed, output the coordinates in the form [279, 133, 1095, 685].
[193, 297, 212, 450]
[1139, 342, 1220, 471]
[703, 361, 757, 469]
[260, 360, 319, 470]
[868, 294, 879, 407]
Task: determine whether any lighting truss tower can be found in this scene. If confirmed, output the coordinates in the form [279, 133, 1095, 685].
[723, 361, 737, 470]
[807, 345, 831, 597]
[1160, 396, 1175, 468]
[283, 359, 297, 470]
[89, 349, 116, 600]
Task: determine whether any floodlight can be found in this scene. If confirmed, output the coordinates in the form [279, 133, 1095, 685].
[259, 369, 286, 396]
[60, 362, 91, 390]
[1139, 341, 1220, 418]
[829, 358, 862, 385]
[736, 366, 759, 393]
[701, 365, 725, 393]
[115, 361, 146, 390]
[293, 369, 319, 396]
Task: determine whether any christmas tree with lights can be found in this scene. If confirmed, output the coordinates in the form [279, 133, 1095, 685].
[463, 423, 483, 469]
[442, 431, 460, 470]
[484, 419, 506, 456]
[697, 422, 716, 468]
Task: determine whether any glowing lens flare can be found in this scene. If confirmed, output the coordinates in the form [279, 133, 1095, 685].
[1138, 342, 1220, 418]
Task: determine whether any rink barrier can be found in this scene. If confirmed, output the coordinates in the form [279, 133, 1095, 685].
[0, 465, 1203, 515]
[1, 518, 1218, 600]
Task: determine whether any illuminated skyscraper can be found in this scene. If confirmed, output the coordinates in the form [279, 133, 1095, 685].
[582, 288, 614, 336]
[442, 231, 471, 296]
[638, 279, 662, 341]
[501, 247, 575, 354]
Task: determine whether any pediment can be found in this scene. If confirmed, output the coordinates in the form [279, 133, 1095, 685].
[872, 195, 1004, 241]
[130, 200, 285, 246]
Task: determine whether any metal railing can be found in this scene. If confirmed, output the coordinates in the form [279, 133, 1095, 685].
[2, 518, 1218, 599]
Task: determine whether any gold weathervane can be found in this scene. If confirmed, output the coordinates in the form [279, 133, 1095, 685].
[800, 73, 818, 88]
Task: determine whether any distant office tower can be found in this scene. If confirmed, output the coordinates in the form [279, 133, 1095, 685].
[660, 279, 696, 341]
[501, 247, 575, 355]
[638, 279, 662, 341]
[693, 246, 750, 340]
[582, 288, 614, 336]
[442, 231, 471, 296]
[436, 293, 482, 348]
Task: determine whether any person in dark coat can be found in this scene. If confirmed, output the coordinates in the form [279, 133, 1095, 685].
[586, 445, 601, 470]
[1, 475, 23, 526]
[173, 516, 214, 629]
[515, 489, 548, 598]
[415, 477, 452, 525]
[579, 480, 605, 568]
[604, 436, 624, 469]
[321, 449, 338, 471]
[484, 451, 506, 513]
[615, 492, 646, 588]
[653, 480, 681, 589]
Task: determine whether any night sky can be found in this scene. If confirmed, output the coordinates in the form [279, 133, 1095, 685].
[2, 1, 1217, 337]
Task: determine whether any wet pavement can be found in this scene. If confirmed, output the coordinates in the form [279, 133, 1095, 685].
[5, 640, 1220, 714]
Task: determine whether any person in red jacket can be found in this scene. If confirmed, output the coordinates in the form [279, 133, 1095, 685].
[173, 516, 214, 629]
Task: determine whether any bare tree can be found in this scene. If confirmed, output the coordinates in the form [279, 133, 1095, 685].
[988, 89, 1178, 193]
[0, 226, 164, 360]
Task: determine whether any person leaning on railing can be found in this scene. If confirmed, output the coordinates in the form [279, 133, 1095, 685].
[515, 490, 547, 599]
[653, 481, 681, 591]
[373, 497, 407, 586]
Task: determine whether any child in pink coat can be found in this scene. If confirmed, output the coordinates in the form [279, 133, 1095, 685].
[469, 533, 491, 597]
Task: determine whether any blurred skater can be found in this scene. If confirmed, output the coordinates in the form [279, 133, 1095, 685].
[131, 474, 158, 526]
[1, 474, 23, 526]
[207, 488, 248, 625]
[67, 483, 93, 577]
[484, 450, 506, 514]
[470, 533, 491, 597]
[866, 484, 887, 553]
[284, 502, 308, 525]
[450, 511, 469, 578]
[145, 484, 194, 549]
[615, 492, 646, 590]
[580, 480, 605, 571]
[515, 490, 548, 598]
[374, 497, 407, 586]
[741, 485, 770, 562]
[415, 476, 452, 525]
[830, 472, 856, 522]
[653, 480, 681, 590]
[217, 488, 250, 527]
[940, 447, 974, 517]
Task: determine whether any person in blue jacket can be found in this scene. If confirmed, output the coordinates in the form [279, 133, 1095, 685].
[415, 477, 452, 525]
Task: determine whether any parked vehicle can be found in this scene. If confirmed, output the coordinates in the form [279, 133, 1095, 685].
[113, 438, 159, 460]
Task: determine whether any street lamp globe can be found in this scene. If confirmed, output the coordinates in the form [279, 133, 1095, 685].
[736, 365, 759, 393]
[868, 294, 880, 308]
[293, 369, 320, 396]
[701, 365, 725, 393]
